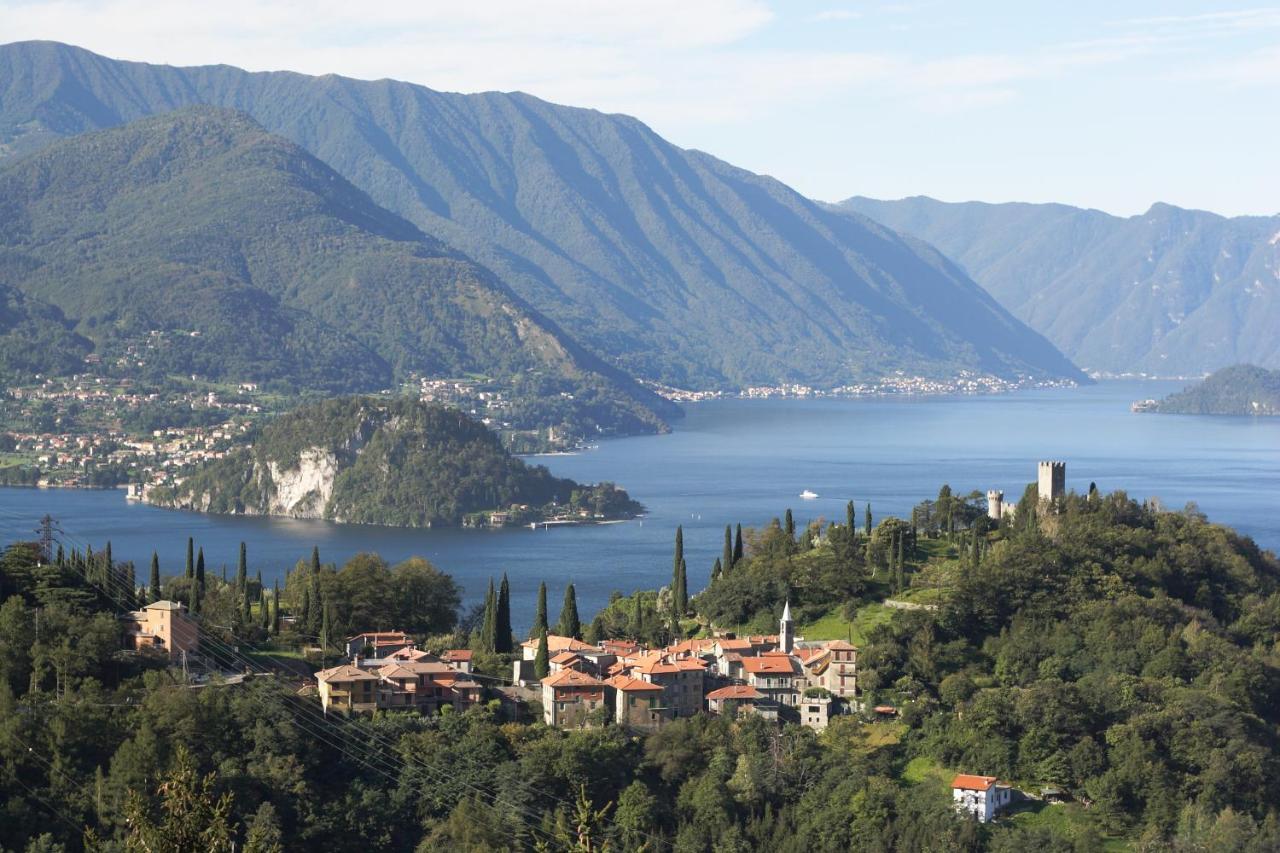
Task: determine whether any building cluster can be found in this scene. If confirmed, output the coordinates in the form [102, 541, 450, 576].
[514, 603, 859, 732]
[986, 460, 1067, 521]
[315, 631, 483, 714]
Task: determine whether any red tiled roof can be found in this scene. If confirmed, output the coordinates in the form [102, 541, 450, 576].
[741, 656, 797, 674]
[550, 652, 583, 665]
[316, 664, 379, 683]
[825, 640, 858, 651]
[716, 638, 753, 651]
[521, 635, 594, 653]
[541, 669, 605, 688]
[706, 685, 765, 701]
[442, 649, 473, 660]
[605, 675, 664, 692]
[951, 774, 999, 791]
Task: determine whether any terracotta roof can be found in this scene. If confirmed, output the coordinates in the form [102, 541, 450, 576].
[951, 774, 999, 791]
[521, 635, 594, 653]
[674, 658, 707, 671]
[377, 664, 422, 680]
[550, 651, 583, 665]
[716, 638, 753, 651]
[632, 654, 679, 675]
[393, 660, 456, 675]
[542, 669, 605, 688]
[706, 684, 765, 701]
[741, 656, 797, 675]
[389, 648, 435, 661]
[824, 640, 858, 651]
[605, 675, 664, 692]
[442, 649, 473, 660]
[316, 664, 379, 683]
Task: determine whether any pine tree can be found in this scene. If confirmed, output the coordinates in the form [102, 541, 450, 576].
[723, 525, 733, 573]
[272, 581, 281, 635]
[534, 629, 550, 679]
[558, 583, 581, 639]
[480, 578, 497, 652]
[733, 524, 744, 565]
[496, 574, 512, 653]
[149, 552, 161, 603]
[185, 537, 194, 579]
[533, 581, 548, 636]
[236, 542, 247, 594]
[865, 504, 872, 537]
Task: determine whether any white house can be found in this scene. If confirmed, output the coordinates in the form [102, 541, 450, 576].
[951, 774, 1013, 822]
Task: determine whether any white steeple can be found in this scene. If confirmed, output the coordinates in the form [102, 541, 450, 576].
[780, 599, 794, 653]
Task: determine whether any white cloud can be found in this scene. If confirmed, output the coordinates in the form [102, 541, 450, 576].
[806, 9, 862, 22]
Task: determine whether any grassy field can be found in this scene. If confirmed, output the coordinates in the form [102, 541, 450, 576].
[1005, 801, 1131, 851]
[799, 601, 894, 644]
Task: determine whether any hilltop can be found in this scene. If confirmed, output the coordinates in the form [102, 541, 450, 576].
[844, 195, 1280, 376]
[0, 106, 674, 434]
[147, 396, 641, 527]
[1153, 364, 1280, 415]
[0, 40, 1084, 389]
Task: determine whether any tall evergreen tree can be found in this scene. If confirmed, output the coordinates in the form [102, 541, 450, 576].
[320, 603, 332, 661]
[711, 557, 722, 582]
[733, 524, 744, 565]
[846, 501, 856, 534]
[723, 525, 733, 573]
[629, 594, 644, 639]
[865, 504, 872, 537]
[784, 509, 795, 542]
[534, 629, 550, 679]
[307, 561, 323, 636]
[971, 527, 981, 569]
[299, 583, 312, 635]
[480, 578, 497, 652]
[149, 552, 161, 603]
[260, 588, 270, 631]
[558, 583, 581, 639]
[533, 581, 548, 636]
[272, 580, 281, 635]
[311, 546, 321, 576]
[672, 527, 687, 614]
[496, 574, 512, 653]
[236, 542, 247, 593]
[241, 575, 252, 628]
[185, 537, 194, 579]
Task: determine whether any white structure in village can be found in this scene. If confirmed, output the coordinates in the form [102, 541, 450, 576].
[951, 774, 1013, 822]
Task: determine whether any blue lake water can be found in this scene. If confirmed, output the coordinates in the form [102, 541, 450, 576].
[0, 380, 1275, 634]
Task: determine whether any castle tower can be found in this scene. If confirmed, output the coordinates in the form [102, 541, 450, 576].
[780, 599, 794, 654]
[986, 490, 1004, 520]
[1038, 461, 1065, 502]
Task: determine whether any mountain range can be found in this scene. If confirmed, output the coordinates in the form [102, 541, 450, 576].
[844, 196, 1280, 376]
[0, 40, 1082, 390]
[0, 106, 673, 432]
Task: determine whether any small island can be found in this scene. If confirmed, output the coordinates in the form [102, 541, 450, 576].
[144, 397, 641, 528]
[1142, 364, 1280, 416]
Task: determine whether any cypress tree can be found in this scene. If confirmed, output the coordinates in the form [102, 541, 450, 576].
[722, 525, 733, 573]
[629, 594, 644, 639]
[272, 580, 281, 635]
[672, 527, 687, 615]
[534, 629, 550, 679]
[733, 524, 744, 565]
[711, 557, 722, 581]
[299, 583, 312, 634]
[533, 581, 548, 636]
[311, 546, 321, 577]
[672, 525, 683, 590]
[55, 544, 64, 566]
[676, 558, 688, 615]
[185, 537, 194, 579]
[496, 574, 512, 653]
[320, 604, 332, 661]
[558, 583, 581, 639]
[236, 542, 248, 593]
[480, 578, 497, 652]
[784, 509, 795, 542]
[149, 552, 161, 603]
[865, 504, 872, 537]
[897, 530, 905, 577]
[971, 527, 981, 569]
[308, 561, 323, 636]
[241, 574, 252, 628]
[260, 588, 270, 631]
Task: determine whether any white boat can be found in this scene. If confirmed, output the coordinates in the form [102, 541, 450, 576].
[799, 489, 818, 500]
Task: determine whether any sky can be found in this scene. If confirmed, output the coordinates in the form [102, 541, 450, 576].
[2, 0, 1278, 216]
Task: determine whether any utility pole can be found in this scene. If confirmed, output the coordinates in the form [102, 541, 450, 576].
[34, 514, 59, 564]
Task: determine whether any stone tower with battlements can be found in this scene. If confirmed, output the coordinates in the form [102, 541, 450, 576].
[1038, 461, 1065, 502]
[986, 490, 1004, 520]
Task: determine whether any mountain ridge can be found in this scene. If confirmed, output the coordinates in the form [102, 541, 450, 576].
[0, 105, 675, 433]
[0, 40, 1084, 388]
[843, 194, 1280, 376]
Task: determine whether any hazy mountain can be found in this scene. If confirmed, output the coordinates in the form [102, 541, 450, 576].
[0, 41, 1082, 388]
[1153, 365, 1280, 416]
[0, 106, 673, 432]
[843, 195, 1280, 376]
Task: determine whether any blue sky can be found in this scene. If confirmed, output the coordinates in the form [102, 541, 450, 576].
[4, 0, 1278, 215]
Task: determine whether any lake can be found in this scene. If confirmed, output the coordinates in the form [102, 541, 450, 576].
[0, 380, 1275, 634]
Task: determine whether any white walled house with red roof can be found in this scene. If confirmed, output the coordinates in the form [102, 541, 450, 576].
[951, 774, 1013, 822]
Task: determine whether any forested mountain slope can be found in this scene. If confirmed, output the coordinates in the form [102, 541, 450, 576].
[0, 40, 1083, 388]
[149, 396, 641, 527]
[1154, 364, 1280, 415]
[0, 107, 672, 432]
[844, 195, 1280, 376]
